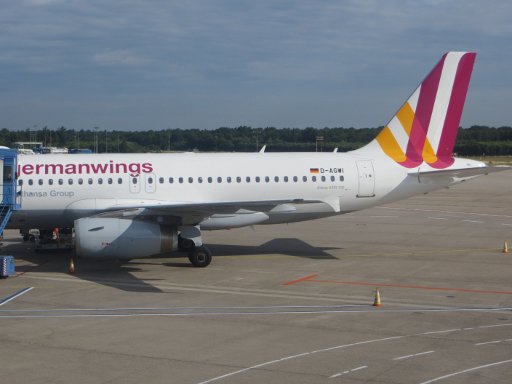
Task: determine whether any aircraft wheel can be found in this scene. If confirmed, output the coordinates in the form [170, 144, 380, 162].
[188, 246, 212, 268]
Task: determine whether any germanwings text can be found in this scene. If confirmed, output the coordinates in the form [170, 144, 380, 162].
[17, 160, 153, 176]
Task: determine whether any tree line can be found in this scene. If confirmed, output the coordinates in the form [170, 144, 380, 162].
[1, 125, 511, 156]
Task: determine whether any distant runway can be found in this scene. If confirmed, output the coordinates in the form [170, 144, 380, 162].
[1, 171, 511, 383]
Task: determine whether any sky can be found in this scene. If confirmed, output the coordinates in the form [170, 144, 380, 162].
[0, 0, 511, 131]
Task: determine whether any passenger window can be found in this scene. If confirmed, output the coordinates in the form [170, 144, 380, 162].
[265, 176, 270, 183]
[208, 177, 213, 183]
[293, 176, 298, 182]
[339, 175, 344, 182]
[38, 179, 43, 185]
[68, 178, 74, 185]
[108, 178, 113, 184]
[217, 177, 222, 183]
[198, 177, 203, 183]
[179, 177, 184, 184]
[28, 179, 33, 186]
[98, 178, 103, 185]
[302, 176, 307, 182]
[321, 176, 326, 182]
[48, 179, 53, 185]
[169, 177, 174, 184]
[78, 178, 83, 185]
[255, 176, 260, 183]
[274, 176, 279, 182]
[58, 179, 63, 185]
[18, 179, 23, 186]
[88, 178, 93, 185]
[246, 176, 251, 183]
[284, 176, 289, 182]
[236, 177, 241, 183]
[312, 176, 317, 182]
[188, 177, 193, 183]
[227, 177, 232, 183]
[148, 177, 154, 184]
[331, 175, 335, 182]
[159, 177, 164, 184]
[132, 177, 138, 184]
[118, 178, 123, 184]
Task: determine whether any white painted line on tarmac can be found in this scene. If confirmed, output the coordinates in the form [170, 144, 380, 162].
[196, 323, 512, 384]
[1, 307, 512, 318]
[329, 365, 368, 378]
[393, 350, 435, 360]
[197, 337, 400, 384]
[0, 287, 33, 306]
[278, 352, 310, 361]
[475, 340, 502, 346]
[370, 215, 397, 218]
[462, 220, 484, 224]
[378, 206, 512, 219]
[418, 359, 512, 384]
[476, 338, 512, 346]
[502, 223, 512, 226]
[421, 329, 461, 335]
[0, 304, 368, 313]
[477, 323, 512, 329]
[428, 217, 448, 220]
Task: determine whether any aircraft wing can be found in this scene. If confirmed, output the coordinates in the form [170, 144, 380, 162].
[87, 197, 333, 226]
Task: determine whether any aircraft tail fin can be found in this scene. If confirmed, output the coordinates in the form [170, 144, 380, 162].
[369, 52, 476, 169]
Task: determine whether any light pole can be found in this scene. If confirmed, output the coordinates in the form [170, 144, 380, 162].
[316, 136, 324, 152]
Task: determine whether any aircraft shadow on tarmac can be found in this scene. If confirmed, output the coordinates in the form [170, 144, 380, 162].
[2, 237, 339, 293]
[206, 238, 338, 259]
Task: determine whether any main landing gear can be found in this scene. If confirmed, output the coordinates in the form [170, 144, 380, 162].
[187, 246, 212, 268]
[178, 232, 212, 268]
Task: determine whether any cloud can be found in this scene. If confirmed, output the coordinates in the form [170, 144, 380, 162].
[92, 49, 150, 66]
[25, 0, 68, 5]
[0, 1, 511, 129]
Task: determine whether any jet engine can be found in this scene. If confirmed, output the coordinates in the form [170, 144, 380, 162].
[75, 217, 178, 259]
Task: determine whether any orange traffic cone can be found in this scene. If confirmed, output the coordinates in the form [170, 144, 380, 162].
[373, 288, 382, 307]
[68, 258, 75, 274]
[503, 241, 509, 254]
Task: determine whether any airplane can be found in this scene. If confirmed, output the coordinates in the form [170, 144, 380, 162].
[7, 51, 509, 268]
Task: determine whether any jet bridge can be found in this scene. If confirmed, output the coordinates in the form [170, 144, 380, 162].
[0, 149, 20, 236]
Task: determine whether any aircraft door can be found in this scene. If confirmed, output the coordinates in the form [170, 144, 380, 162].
[356, 160, 375, 197]
[145, 173, 156, 193]
[129, 175, 140, 193]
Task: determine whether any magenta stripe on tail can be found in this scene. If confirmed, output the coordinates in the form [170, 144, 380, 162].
[400, 53, 447, 168]
[429, 53, 476, 168]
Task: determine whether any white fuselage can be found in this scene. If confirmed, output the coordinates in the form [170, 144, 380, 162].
[9, 150, 473, 231]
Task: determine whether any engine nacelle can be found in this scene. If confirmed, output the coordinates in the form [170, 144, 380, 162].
[75, 218, 178, 259]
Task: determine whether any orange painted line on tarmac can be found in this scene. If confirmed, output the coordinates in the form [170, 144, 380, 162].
[283, 274, 319, 286]
[307, 278, 512, 295]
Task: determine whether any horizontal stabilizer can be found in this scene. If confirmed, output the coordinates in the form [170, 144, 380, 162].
[409, 165, 511, 179]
